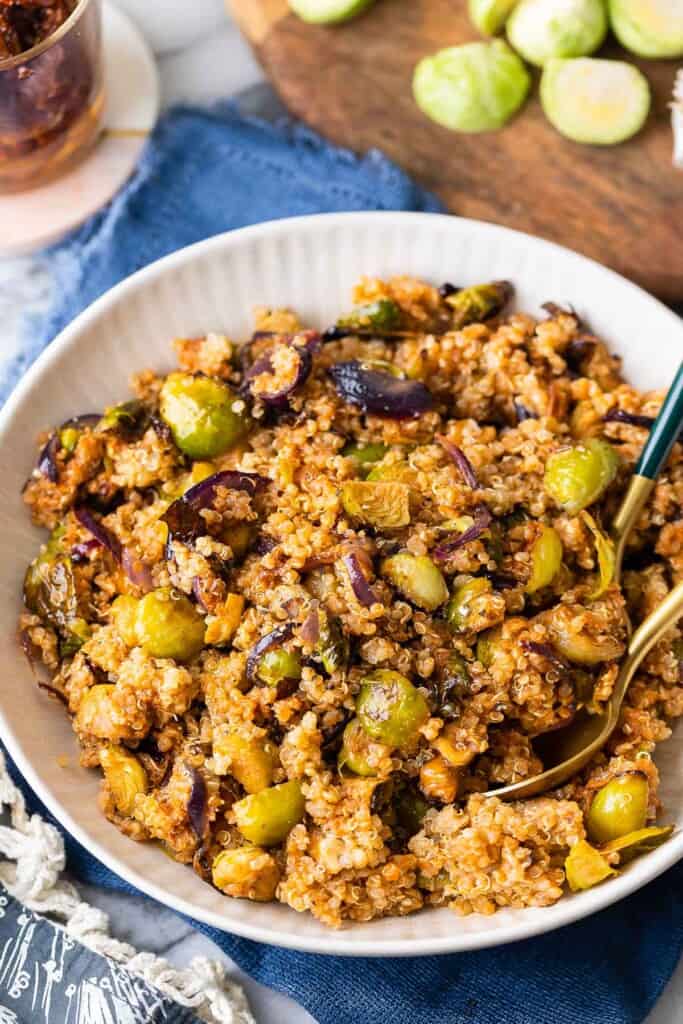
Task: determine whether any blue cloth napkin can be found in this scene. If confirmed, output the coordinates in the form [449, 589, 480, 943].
[7, 102, 683, 1024]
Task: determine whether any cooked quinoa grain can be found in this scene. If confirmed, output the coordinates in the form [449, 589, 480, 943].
[20, 277, 680, 927]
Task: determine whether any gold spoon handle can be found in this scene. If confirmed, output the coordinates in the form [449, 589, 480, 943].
[613, 578, 683, 708]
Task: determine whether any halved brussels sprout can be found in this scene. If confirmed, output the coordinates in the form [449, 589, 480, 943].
[413, 41, 531, 133]
[338, 718, 389, 776]
[565, 839, 616, 891]
[608, 0, 683, 59]
[446, 577, 492, 633]
[443, 281, 513, 328]
[540, 58, 651, 145]
[100, 745, 148, 816]
[160, 372, 251, 459]
[544, 438, 619, 513]
[356, 669, 429, 748]
[342, 441, 389, 474]
[288, 0, 375, 26]
[257, 648, 302, 687]
[548, 603, 624, 665]
[134, 588, 205, 662]
[341, 480, 411, 528]
[526, 524, 563, 594]
[212, 846, 280, 901]
[316, 613, 350, 676]
[24, 528, 90, 654]
[381, 553, 449, 611]
[507, 0, 607, 66]
[469, 0, 519, 36]
[586, 773, 649, 845]
[233, 780, 305, 847]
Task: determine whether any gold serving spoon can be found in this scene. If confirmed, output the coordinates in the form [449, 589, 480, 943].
[488, 361, 683, 801]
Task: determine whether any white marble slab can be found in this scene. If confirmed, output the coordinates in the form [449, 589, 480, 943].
[1, 4, 681, 1020]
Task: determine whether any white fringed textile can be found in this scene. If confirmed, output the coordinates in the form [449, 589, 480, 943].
[0, 750, 254, 1024]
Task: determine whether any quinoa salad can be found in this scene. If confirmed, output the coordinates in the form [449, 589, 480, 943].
[20, 276, 680, 927]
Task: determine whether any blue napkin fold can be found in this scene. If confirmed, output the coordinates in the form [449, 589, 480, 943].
[7, 102, 683, 1024]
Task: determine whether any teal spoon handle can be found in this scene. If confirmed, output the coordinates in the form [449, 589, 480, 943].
[635, 362, 683, 479]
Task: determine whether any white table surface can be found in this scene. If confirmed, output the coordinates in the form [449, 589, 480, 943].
[2, 3, 681, 1020]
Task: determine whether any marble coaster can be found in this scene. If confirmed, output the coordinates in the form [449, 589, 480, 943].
[0, 1, 160, 254]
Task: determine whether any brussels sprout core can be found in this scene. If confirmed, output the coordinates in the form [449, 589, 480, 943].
[540, 58, 651, 145]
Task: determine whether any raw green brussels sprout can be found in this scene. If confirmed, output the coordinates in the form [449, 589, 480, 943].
[469, 0, 519, 36]
[507, 0, 607, 66]
[608, 0, 683, 59]
[540, 58, 651, 145]
[160, 372, 251, 459]
[288, 0, 375, 25]
[413, 40, 531, 133]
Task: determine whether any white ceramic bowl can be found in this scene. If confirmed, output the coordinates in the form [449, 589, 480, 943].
[2, 212, 683, 956]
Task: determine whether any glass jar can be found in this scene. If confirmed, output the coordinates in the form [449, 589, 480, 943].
[0, 0, 104, 194]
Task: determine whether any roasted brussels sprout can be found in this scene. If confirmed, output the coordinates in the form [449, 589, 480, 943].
[256, 648, 302, 687]
[341, 480, 411, 528]
[100, 745, 148, 816]
[233, 780, 306, 846]
[134, 588, 205, 662]
[548, 603, 623, 665]
[342, 441, 389, 474]
[160, 372, 251, 459]
[381, 553, 449, 611]
[316, 613, 350, 676]
[212, 846, 280, 901]
[444, 281, 513, 328]
[24, 527, 90, 654]
[356, 669, 429, 748]
[586, 773, 649, 845]
[544, 438, 619, 513]
[526, 524, 563, 593]
[338, 718, 389, 776]
[446, 577, 492, 632]
[337, 299, 401, 333]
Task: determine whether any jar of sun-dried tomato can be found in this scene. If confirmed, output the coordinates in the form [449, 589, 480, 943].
[0, 0, 104, 193]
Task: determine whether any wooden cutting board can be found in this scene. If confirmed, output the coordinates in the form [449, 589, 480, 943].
[229, 0, 683, 304]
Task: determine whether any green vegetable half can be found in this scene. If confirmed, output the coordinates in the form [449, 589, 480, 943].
[413, 40, 531, 134]
[469, 0, 519, 36]
[288, 0, 374, 24]
[540, 58, 651, 145]
[507, 0, 607, 67]
[608, 0, 683, 59]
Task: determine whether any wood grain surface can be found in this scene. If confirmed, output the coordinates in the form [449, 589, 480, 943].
[229, 0, 683, 303]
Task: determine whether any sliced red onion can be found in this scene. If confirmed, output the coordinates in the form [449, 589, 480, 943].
[542, 301, 577, 320]
[433, 506, 493, 562]
[521, 641, 570, 672]
[191, 576, 209, 613]
[255, 533, 277, 555]
[342, 552, 379, 607]
[37, 434, 60, 483]
[74, 506, 122, 561]
[246, 623, 295, 683]
[603, 408, 656, 430]
[437, 436, 478, 488]
[71, 539, 102, 563]
[187, 766, 208, 839]
[76, 506, 153, 591]
[299, 607, 320, 644]
[121, 548, 154, 593]
[329, 361, 434, 419]
[243, 346, 313, 408]
[164, 470, 268, 544]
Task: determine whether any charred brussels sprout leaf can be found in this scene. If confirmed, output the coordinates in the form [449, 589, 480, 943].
[565, 839, 615, 891]
[24, 529, 90, 654]
[337, 299, 401, 333]
[444, 281, 513, 328]
[316, 614, 350, 676]
[99, 400, 150, 440]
